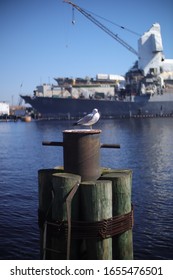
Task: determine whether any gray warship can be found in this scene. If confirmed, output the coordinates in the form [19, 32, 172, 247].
[21, 2, 173, 119]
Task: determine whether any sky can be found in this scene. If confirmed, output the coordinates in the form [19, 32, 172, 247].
[0, 0, 173, 105]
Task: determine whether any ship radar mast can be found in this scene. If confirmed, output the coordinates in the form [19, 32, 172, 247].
[64, 1, 139, 57]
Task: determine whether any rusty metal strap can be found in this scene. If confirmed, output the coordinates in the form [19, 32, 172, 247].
[47, 205, 134, 241]
[72, 207, 134, 239]
[38, 181, 80, 259]
[66, 181, 80, 260]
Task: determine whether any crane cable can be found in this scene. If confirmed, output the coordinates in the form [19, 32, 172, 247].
[65, 1, 138, 56]
[72, 6, 75, 24]
[68, 1, 140, 36]
[84, 9, 141, 37]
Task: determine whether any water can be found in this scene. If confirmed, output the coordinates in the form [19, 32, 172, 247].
[0, 118, 173, 260]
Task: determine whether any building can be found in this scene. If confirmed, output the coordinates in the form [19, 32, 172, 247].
[0, 102, 10, 116]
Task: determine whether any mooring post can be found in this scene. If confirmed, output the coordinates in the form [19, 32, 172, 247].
[80, 180, 113, 260]
[38, 168, 65, 259]
[100, 170, 133, 260]
[40, 129, 134, 260]
[51, 173, 81, 259]
[38, 169, 58, 259]
[63, 129, 102, 181]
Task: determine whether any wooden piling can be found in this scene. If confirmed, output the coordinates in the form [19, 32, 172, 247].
[100, 170, 133, 260]
[80, 180, 112, 260]
[51, 173, 81, 259]
[38, 168, 64, 222]
[38, 168, 61, 259]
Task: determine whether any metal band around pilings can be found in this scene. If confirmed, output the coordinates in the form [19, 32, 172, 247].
[46, 207, 134, 241]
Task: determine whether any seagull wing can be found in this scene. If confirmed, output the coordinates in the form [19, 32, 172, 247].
[77, 113, 93, 125]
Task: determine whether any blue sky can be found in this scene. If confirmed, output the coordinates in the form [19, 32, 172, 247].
[0, 0, 172, 105]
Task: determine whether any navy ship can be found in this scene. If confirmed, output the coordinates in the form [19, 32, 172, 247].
[21, 2, 173, 119]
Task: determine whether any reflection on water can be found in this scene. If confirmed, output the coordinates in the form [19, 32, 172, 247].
[0, 118, 173, 259]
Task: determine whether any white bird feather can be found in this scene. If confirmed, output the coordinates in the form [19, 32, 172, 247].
[73, 108, 100, 128]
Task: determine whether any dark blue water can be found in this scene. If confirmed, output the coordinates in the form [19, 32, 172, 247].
[0, 118, 173, 260]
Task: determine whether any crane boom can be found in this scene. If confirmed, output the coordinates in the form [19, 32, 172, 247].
[65, 1, 138, 56]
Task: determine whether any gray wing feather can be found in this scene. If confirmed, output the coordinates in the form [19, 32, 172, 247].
[77, 113, 93, 125]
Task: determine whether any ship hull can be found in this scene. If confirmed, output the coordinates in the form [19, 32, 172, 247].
[21, 93, 173, 119]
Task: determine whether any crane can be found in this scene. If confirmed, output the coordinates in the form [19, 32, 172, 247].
[64, 1, 139, 57]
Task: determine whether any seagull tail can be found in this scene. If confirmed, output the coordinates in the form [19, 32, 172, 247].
[73, 122, 78, 126]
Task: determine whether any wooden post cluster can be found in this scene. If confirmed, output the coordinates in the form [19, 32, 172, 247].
[38, 129, 133, 260]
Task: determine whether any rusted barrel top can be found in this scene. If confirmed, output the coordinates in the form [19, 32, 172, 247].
[63, 129, 102, 134]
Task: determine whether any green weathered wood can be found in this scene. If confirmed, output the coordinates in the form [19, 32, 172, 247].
[101, 170, 133, 260]
[101, 167, 132, 178]
[38, 168, 62, 259]
[51, 173, 81, 260]
[54, 166, 64, 171]
[38, 168, 65, 219]
[80, 180, 112, 260]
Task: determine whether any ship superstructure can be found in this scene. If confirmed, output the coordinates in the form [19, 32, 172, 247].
[21, 2, 173, 119]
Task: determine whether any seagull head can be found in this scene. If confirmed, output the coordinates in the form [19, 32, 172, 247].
[92, 108, 98, 114]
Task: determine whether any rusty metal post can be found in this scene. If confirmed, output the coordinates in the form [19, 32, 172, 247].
[63, 129, 101, 181]
[42, 130, 120, 182]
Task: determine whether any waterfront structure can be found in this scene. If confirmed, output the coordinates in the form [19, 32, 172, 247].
[21, 22, 173, 119]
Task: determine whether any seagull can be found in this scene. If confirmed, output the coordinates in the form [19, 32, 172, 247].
[73, 108, 100, 128]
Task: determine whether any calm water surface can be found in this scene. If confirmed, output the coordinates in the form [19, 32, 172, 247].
[0, 118, 173, 259]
